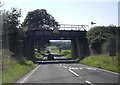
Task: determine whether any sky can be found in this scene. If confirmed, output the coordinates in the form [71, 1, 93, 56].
[1, 0, 119, 30]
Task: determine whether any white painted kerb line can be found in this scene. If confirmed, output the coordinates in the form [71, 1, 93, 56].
[69, 68, 79, 77]
[21, 65, 41, 83]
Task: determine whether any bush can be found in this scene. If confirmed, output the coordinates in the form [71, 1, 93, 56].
[87, 26, 119, 54]
[101, 41, 109, 53]
[35, 52, 43, 60]
[26, 60, 34, 66]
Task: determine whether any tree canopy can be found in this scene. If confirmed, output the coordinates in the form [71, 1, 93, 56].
[2, 8, 25, 55]
[87, 26, 120, 54]
[22, 9, 59, 30]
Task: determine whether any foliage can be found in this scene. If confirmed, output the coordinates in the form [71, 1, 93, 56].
[2, 50, 35, 83]
[50, 41, 71, 50]
[3, 8, 25, 55]
[35, 51, 43, 60]
[22, 9, 60, 52]
[26, 60, 34, 66]
[36, 39, 50, 52]
[87, 26, 120, 54]
[22, 9, 59, 30]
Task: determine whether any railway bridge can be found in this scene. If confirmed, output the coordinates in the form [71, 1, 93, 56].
[23, 24, 90, 61]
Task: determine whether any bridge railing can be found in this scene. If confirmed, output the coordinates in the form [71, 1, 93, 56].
[27, 24, 89, 31]
[58, 24, 89, 31]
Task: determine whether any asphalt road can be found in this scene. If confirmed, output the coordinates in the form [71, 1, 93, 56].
[17, 56, 119, 84]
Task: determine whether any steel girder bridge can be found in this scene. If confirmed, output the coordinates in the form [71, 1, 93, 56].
[23, 24, 90, 61]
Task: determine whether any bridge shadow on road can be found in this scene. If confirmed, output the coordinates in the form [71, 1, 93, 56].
[34, 56, 79, 64]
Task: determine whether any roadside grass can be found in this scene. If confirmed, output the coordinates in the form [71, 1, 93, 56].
[47, 46, 58, 49]
[52, 49, 60, 54]
[52, 49, 73, 59]
[80, 54, 120, 73]
[64, 53, 72, 59]
[2, 50, 36, 83]
[52, 49, 71, 55]
[35, 51, 43, 60]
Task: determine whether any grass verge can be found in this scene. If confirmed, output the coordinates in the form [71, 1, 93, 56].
[80, 54, 120, 73]
[52, 49, 73, 59]
[2, 50, 36, 83]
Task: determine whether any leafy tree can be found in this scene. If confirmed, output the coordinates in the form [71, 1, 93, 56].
[0, 1, 4, 7]
[3, 8, 25, 55]
[87, 26, 119, 54]
[22, 9, 60, 53]
[22, 9, 59, 30]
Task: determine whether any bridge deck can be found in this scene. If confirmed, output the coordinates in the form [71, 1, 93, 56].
[25, 30, 87, 40]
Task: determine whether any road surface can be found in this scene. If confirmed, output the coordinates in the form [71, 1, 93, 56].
[17, 56, 119, 84]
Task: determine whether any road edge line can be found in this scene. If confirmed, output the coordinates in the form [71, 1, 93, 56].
[81, 64, 119, 75]
[20, 65, 41, 83]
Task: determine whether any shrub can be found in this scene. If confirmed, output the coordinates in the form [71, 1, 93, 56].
[26, 60, 34, 66]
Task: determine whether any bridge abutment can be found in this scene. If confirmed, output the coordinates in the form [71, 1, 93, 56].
[24, 37, 36, 61]
[71, 37, 90, 60]
[71, 39, 78, 59]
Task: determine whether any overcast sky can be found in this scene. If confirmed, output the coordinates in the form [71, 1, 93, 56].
[1, 0, 119, 30]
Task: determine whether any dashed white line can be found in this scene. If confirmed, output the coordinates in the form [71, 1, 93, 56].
[69, 68, 79, 77]
[85, 67, 97, 70]
[69, 67, 78, 70]
[85, 80, 94, 85]
[21, 65, 41, 83]
[62, 66, 67, 68]
[56, 60, 59, 63]
[79, 67, 83, 70]
[60, 64, 62, 65]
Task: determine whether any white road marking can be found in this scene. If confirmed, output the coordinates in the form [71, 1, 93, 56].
[69, 68, 79, 77]
[79, 67, 83, 70]
[62, 66, 67, 68]
[81, 64, 119, 75]
[21, 65, 41, 83]
[69, 67, 78, 70]
[79, 77, 82, 79]
[60, 64, 62, 65]
[97, 68, 119, 75]
[85, 67, 97, 70]
[56, 60, 59, 62]
[85, 80, 94, 85]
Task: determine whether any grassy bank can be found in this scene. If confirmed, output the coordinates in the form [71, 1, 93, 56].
[2, 50, 36, 83]
[80, 54, 120, 73]
[51, 48, 72, 59]
[35, 51, 43, 60]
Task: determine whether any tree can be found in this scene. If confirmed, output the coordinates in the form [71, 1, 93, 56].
[87, 26, 119, 54]
[22, 9, 59, 30]
[0, 1, 4, 7]
[3, 8, 25, 55]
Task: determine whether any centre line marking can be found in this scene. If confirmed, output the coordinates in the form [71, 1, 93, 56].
[21, 65, 41, 83]
[62, 66, 67, 68]
[85, 80, 94, 85]
[69, 69, 79, 77]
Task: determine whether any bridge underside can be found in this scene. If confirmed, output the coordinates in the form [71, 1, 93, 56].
[23, 30, 90, 61]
